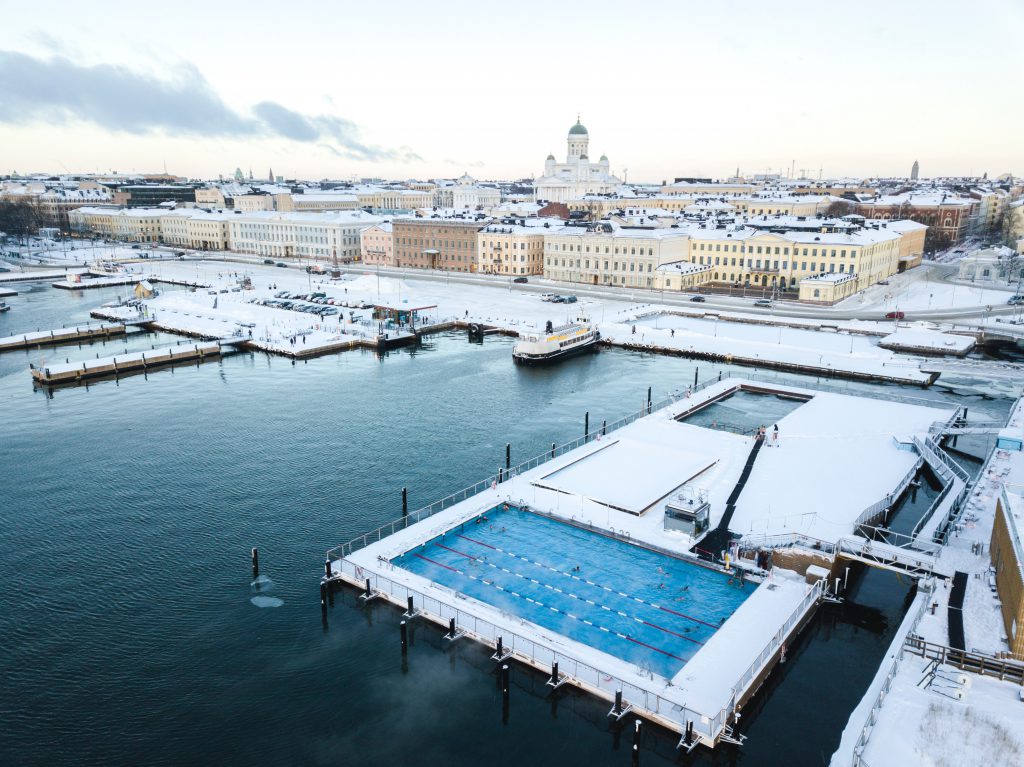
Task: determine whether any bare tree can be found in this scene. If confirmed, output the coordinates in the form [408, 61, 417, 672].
[824, 200, 853, 218]
[0, 199, 44, 244]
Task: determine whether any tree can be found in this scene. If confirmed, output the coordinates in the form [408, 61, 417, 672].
[824, 200, 853, 218]
[0, 199, 44, 244]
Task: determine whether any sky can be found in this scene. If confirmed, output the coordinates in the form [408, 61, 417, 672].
[1, 0, 1022, 183]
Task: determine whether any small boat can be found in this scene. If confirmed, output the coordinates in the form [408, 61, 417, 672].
[513, 313, 600, 365]
[0, 301, 9, 313]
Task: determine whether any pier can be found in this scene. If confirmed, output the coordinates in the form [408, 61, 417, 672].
[0, 323, 128, 352]
[29, 341, 231, 385]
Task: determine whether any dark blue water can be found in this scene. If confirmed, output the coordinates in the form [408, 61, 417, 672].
[0, 283, 1014, 766]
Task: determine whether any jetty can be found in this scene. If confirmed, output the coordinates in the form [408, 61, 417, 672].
[29, 341, 233, 385]
[0, 323, 128, 352]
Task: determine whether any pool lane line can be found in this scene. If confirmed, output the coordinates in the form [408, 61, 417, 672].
[451, 535, 722, 633]
[437, 543, 478, 561]
[414, 553, 459, 572]
[423, 543, 706, 648]
[455, 533, 496, 550]
[415, 552, 693, 664]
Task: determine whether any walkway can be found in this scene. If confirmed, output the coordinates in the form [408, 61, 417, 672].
[948, 570, 967, 650]
[694, 433, 765, 559]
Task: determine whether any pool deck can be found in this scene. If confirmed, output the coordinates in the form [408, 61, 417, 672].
[328, 377, 954, 748]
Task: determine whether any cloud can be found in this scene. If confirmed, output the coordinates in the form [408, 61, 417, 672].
[0, 50, 419, 164]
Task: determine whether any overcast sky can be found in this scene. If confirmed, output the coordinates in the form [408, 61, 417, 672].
[1, 0, 1021, 182]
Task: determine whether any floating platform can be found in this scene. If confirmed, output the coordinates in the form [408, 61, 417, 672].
[0, 288, 17, 298]
[0, 269, 88, 283]
[0, 323, 127, 352]
[29, 341, 227, 385]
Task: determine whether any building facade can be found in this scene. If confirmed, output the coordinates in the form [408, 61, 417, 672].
[476, 223, 547, 275]
[360, 222, 394, 266]
[391, 217, 486, 271]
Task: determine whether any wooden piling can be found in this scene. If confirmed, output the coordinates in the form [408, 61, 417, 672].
[251, 548, 259, 579]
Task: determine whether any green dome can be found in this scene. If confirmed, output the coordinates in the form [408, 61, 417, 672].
[568, 120, 588, 136]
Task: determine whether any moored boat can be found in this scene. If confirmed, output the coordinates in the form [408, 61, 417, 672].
[512, 313, 600, 364]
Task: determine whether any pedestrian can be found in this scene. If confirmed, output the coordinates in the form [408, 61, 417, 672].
[772, 424, 779, 447]
[671, 328, 675, 337]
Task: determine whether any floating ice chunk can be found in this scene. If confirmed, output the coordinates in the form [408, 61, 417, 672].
[251, 575, 275, 592]
[250, 596, 284, 608]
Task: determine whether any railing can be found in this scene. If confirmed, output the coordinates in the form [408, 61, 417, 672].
[928, 406, 966, 437]
[333, 557, 726, 742]
[326, 375, 733, 561]
[738, 533, 937, 576]
[903, 636, 1024, 683]
[724, 578, 824, 708]
[844, 589, 931, 767]
[914, 435, 971, 484]
[852, 459, 923, 529]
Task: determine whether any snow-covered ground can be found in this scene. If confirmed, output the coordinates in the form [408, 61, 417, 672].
[838, 264, 1016, 312]
[730, 392, 953, 540]
[83, 259, 960, 381]
[857, 654, 1024, 766]
[879, 328, 975, 355]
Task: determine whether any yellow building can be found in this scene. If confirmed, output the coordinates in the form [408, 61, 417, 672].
[477, 223, 548, 275]
[543, 223, 690, 288]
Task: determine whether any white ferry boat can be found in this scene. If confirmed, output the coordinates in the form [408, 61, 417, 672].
[512, 313, 600, 364]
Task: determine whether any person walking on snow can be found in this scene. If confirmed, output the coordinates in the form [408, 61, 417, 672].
[772, 424, 779, 447]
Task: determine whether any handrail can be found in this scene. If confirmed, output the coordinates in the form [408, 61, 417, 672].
[853, 458, 923, 529]
[844, 589, 931, 767]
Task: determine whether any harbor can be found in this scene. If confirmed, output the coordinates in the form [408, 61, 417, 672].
[323, 376, 980, 752]
[0, 322, 128, 351]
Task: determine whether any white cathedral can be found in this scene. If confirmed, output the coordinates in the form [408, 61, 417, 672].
[533, 118, 622, 203]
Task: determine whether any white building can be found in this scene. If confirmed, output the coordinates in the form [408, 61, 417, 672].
[451, 173, 502, 212]
[534, 119, 622, 203]
[227, 210, 383, 262]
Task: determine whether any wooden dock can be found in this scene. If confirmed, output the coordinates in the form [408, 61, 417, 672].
[29, 342, 225, 385]
[0, 323, 127, 352]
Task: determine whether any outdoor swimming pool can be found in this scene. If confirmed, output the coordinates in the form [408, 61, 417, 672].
[678, 388, 808, 434]
[392, 506, 753, 678]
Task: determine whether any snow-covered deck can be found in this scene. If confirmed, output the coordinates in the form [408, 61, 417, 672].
[325, 378, 955, 746]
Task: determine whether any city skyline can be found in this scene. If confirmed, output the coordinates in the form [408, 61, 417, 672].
[1, 0, 1023, 181]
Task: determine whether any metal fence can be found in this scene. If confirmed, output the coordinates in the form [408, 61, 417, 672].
[846, 589, 931, 767]
[334, 557, 726, 742]
[852, 459, 923, 530]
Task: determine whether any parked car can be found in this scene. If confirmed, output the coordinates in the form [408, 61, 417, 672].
[885, 311, 905, 320]
[690, 295, 706, 303]
[754, 298, 772, 307]
[877, 280, 890, 286]
[565, 295, 578, 303]
[275, 262, 287, 268]
[263, 259, 275, 265]
[513, 277, 528, 284]
[1007, 295, 1024, 305]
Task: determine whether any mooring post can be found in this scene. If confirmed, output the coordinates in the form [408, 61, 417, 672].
[402, 486, 408, 517]
[685, 720, 693, 747]
[324, 559, 331, 579]
[496, 636, 503, 658]
[602, 419, 607, 436]
[718, 370, 722, 382]
[501, 663, 510, 698]
[365, 578, 372, 598]
[551, 442, 556, 459]
[407, 595, 414, 616]
[632, 719, 642, 766]
[647, 386, 652, 414]
[585, 411, 589, 442]
[498, 467, 504, 483]
[614, 690, 622, 714]
[694, 368, 699, 387]
[505, 443, 511, 470]
[251, 548, 259, 579]
[400, 620, 408, 653]
[320, 582, 328, 623]
[551, 661, 559, 684]
[449, 617, 456, 637]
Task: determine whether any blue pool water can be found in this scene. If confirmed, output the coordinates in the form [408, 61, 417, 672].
[393, 506, 753, 678]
